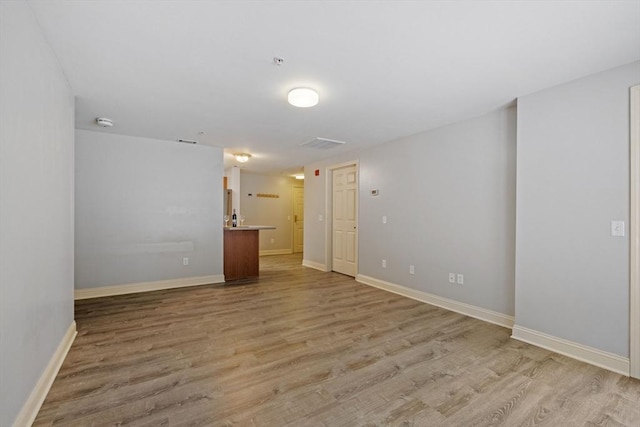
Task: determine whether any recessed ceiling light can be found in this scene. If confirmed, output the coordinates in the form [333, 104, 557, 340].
[288, 88, 319, 108]
[234, 153, 251, 163]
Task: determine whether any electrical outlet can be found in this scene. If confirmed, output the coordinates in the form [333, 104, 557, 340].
[449, 273, 456, 284]
[409, 265, 415, 275]
[457, 274, 464, 285]
[270, 238, 275, 244]
[382, 215, 387, 224]
[382, 259, 387, 268]
[183, 257, 189, 266]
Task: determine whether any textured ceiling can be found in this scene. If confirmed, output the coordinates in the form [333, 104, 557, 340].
[28, 0, 640, 175]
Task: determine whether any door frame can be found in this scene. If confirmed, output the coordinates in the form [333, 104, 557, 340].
[325, 160, 359, 274]
[630, 84, 639, 378]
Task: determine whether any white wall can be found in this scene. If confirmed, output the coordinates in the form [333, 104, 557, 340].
[304, 107, 516, 316]
[75, 130, 223, 288]
[515, 61, 640, 357]
[361, 107, 516, 315]
[0, 2, 75, 425]
[240, 172, 299, 252]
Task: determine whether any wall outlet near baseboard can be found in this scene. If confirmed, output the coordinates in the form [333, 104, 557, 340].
[457, 274, 464, 285]
[382, 259, 387, 268]
[449, 273, 456, 284]
[409, 265, 415, 275]
[183, 257, 189, 266]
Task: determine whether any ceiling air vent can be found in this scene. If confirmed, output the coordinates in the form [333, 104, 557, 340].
[300, 137, 346, 150]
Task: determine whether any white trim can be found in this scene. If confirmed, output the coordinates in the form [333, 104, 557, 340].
[630, 85, 640, 378]
[302, 259, 328, 272]
[13, 321, 77, 427]
[259, 249, 292, 256]
[512, 325, 629, 376]
[356, 274, 514, 329]
[74, 275, 225, 300]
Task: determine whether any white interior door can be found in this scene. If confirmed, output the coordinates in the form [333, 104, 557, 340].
[292, 185, 304, 253]
[332, 165, 357, 276]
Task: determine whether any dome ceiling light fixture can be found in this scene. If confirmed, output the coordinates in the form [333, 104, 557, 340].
[234, 153, 251, 163]
[288, 87, 319, 108]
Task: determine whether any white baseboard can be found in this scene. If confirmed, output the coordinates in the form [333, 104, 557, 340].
[75, 274, 225, 300]
[302, 259, 328, 272]
[13, 321, 77, 427]
[260, 249, 292, 256]
[512, 325, 629, 376]
[356, 274, 514, 329]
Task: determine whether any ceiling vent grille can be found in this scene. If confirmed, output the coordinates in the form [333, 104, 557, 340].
[300, 137, 347, 150]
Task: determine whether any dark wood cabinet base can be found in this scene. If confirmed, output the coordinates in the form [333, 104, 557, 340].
[223, 229, 259, 281]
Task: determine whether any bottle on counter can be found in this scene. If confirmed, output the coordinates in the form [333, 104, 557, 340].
[232, 209, 237, 227]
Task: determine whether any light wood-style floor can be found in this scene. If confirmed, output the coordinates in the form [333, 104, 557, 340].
[35, 254, 640, 426]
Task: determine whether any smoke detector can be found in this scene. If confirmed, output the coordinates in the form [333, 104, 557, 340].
[95, 117, 113, 127]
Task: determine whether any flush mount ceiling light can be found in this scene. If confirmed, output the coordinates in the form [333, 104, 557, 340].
[288, 87, 319, 108]
[294, 174, 305, 180]
[234, 153, 251, 163]
[95, 117, 113, 127]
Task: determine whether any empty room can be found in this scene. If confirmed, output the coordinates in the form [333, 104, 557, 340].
[1, 1, 640, 426]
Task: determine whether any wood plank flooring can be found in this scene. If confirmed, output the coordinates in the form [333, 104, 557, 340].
[35, 254, 640, 426]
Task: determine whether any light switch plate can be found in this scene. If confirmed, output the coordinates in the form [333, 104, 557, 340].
[611, 220, 625, 237]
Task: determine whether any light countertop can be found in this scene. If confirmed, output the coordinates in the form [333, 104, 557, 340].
[224, 225, 276, 231]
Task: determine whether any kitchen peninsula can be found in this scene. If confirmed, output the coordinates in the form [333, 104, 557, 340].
[223, 226, 276, 281]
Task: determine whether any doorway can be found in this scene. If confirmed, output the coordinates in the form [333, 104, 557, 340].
[631, 84, 639, 379]
[328, 163, 358, 276]
[292, 185, 304, 253]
